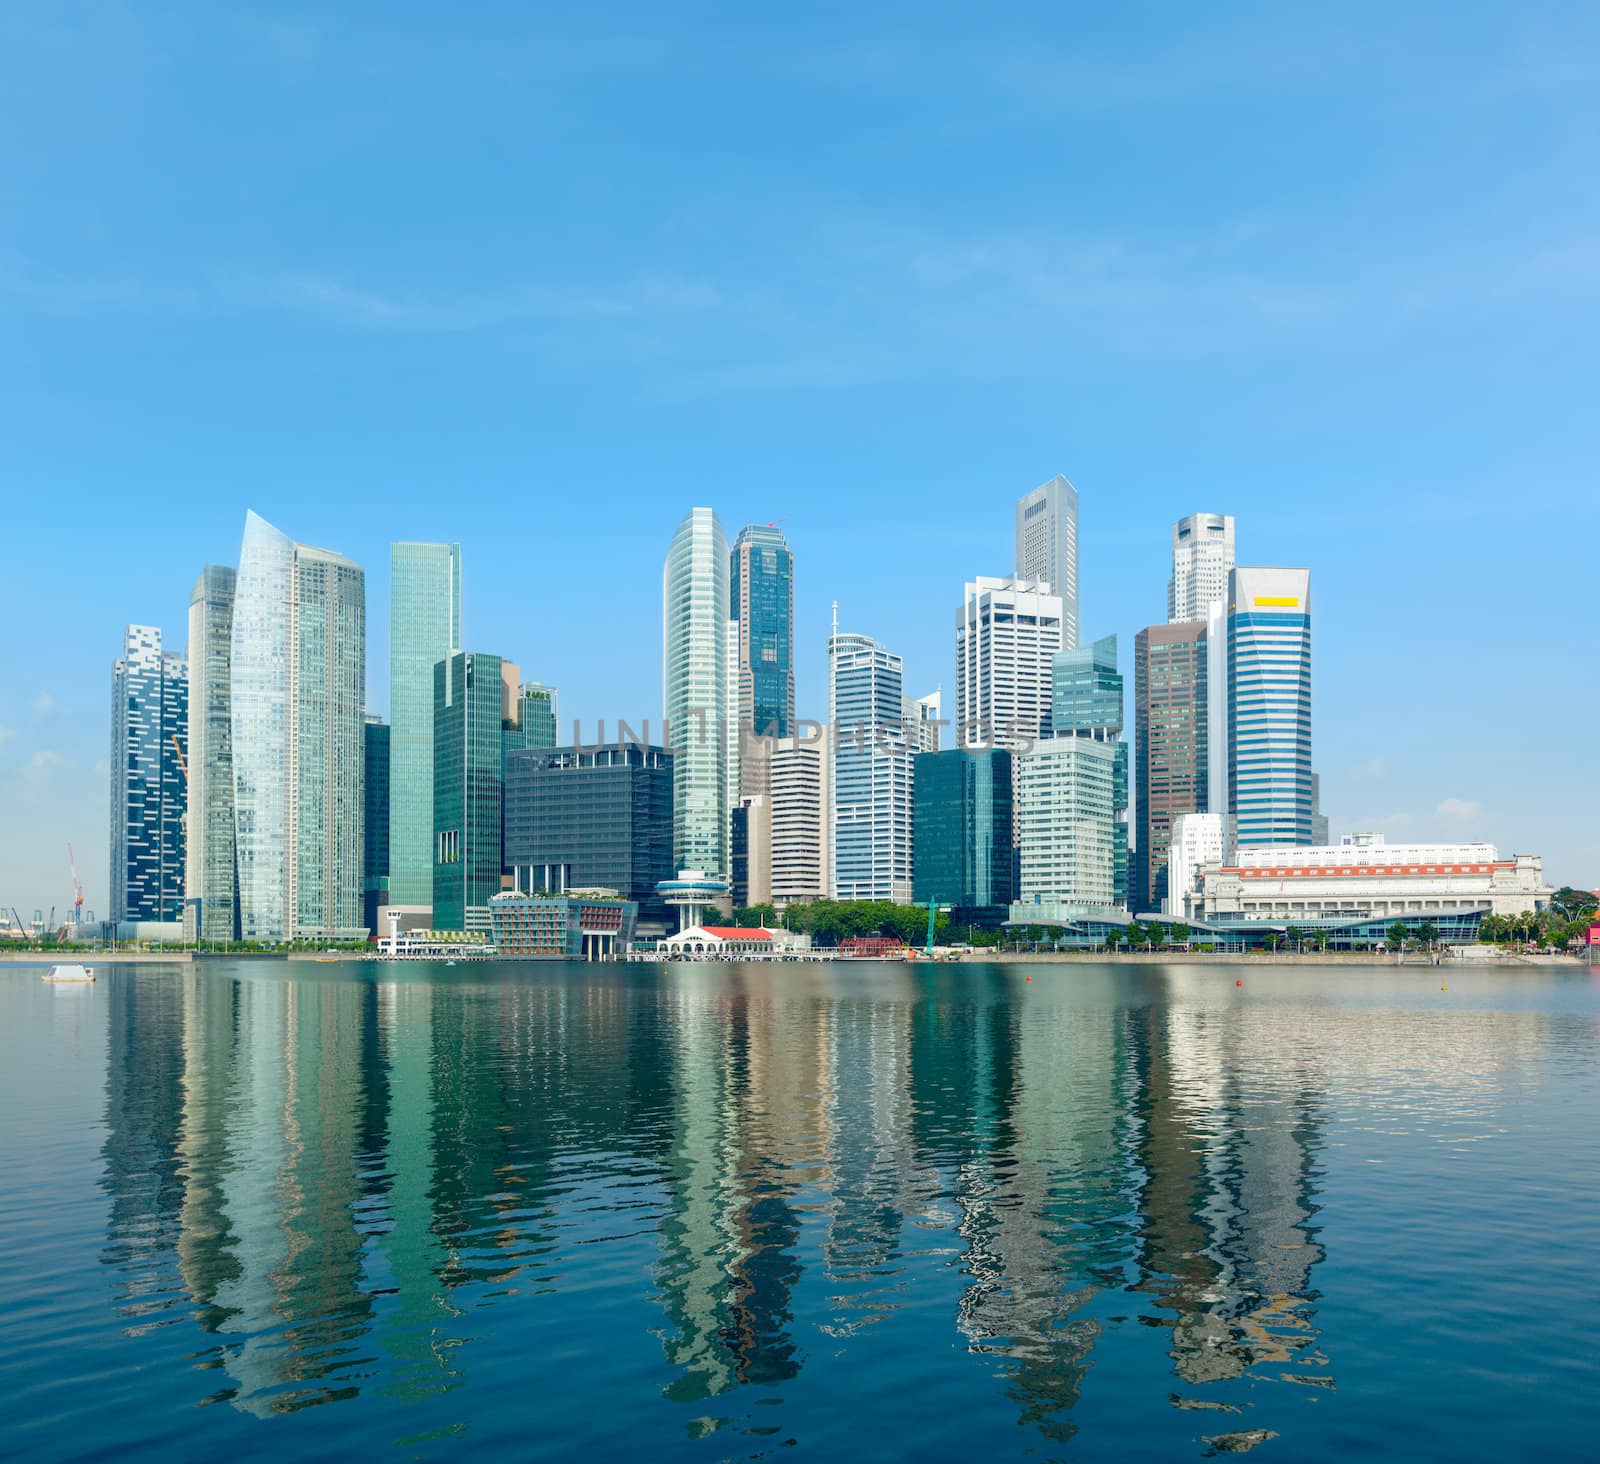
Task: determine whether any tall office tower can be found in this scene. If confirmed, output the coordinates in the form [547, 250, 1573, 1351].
[110, 625, 188, 924]
[1014, 474, 1080, 649]
[184, 567, 237, 942]
[1205, 597, 1229, 814]
[432, 651, 517, 933]
[913, 748, 1015, 923]
[517, 682, 559, 749]
[828, 622, 913, 901]
[768, 736, 830, 906]
[1310, 772, 1330, 846]
[663, 507, 730, 877]
[1227, 567, 1313, 847]
[724, 618, 741, 858]
[231, 511, 366, 941]
[1134, 621, 1209, 912]
[730, 523, 795, 746]
[730, 793, 771, 909]
[504, 743, 676, 934]
[1014, 735, 1120, 910]
[363, 714, 390, 936]
[905, 689, 943, 751]
[1048, 634, 1129, 907]
[389, 541, 461, 914]
[956, 577, 1063, 747]
[1167, 513, 1236, 624]
[1164, 811, 1229, 918]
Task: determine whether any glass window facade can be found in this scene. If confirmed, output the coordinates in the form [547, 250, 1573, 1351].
[913, 748, 1014, 920]
[363, 715, 389, 935]
[389, 542, 461, 908]
[730, 525, 794, 741]
[433, 652, 509, 932]
[110, 625, 188, 923]
[185, 567, 238, 941]
[828, 631, 913, 901]
[1134, 622, 1209, 912]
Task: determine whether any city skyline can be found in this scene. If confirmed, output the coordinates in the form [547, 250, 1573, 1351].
[4, 6, 1598, 909]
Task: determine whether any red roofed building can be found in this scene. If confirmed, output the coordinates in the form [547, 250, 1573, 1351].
[660, 924, 777, 957]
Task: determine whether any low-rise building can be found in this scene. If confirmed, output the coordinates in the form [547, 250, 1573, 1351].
[487, 890, 637, 959]
[1198, 833, 1552, 922]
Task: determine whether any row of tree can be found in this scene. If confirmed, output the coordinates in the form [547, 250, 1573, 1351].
[730, 901, 950, 947]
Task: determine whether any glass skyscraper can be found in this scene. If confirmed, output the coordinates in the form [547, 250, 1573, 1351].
[231, 510, 366, 940]
[432, 652, 511, 933]
[389, 541, 461, 912]
[184, 567, 238, 941]
[913, 748, 1014, 922]
[363, 714, 390, 936]
[730, 524, 794, 744]
[663, 508, 730, 877]
[1045, 633, 1129, 907]
[1227, 567, 1312, 847]
[110, 625, 188, 924]
[1134, 621, 1208, 912]
[828, 625, 913, 901]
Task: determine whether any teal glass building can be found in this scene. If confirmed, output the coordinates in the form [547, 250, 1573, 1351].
[1227, 568, 1312, 847]
[363, 714, 389, 935]
[1050, 634, 1130, 908]
[730, 525, 794, 740]
[389, 542, 461, 911]
[433, 651, 508, 933]
[913, 748, 1014, 925]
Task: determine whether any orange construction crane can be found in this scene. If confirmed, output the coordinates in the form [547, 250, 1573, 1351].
[171, 733, 189, 783]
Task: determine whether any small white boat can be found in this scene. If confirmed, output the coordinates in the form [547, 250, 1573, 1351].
[43, 964, 96, 983]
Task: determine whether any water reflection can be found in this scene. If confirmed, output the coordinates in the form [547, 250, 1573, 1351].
[88, 961, 1560, 1450]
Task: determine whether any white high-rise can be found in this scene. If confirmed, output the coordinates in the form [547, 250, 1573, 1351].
[185, 566, 238, 942]
[956, 576, 1063, 748]
[230, 510, 367, 941]
[1168, 513, 1235, 624]
[769, 736, 830, 906]
[828, 621, 913, 901]
[1014, 474, 1080, 649]
[663, 507, 731, 878]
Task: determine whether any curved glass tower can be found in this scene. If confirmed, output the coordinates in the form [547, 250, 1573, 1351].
[230, 510, 366, 940]
[663, 508, 729, 878]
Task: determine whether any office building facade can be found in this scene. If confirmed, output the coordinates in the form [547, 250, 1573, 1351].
[363, 714, 389, 937]
[1014, 473, 1080, 649]
[1168, 513, 1236, 624]
[768, 736, 830, 906]
[1048, 633, 1129, 907]
[957, 576, 1063, 748]
[231, 511, 366, 940]
[730, 523, 794, 746]
[913, 748, 1014, 924]
[503, 743, 675, 931]
[184, 567, 238, 941]
[1227, 567, 1313, 847]
[829, 626, 913, 901]
[432, 651, 511, 933]
[1164, 811, 1229, 918]
[1013, 735, 1120, 912]
[389, 541, 461, 912]
[517, 681, 558, 749]
[1134, 621, 1209, 912]
[110, 625, 188, 924]
[663, 507, 730, 878]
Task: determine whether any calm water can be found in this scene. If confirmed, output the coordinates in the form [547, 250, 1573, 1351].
[2, 959, 1598, 1461]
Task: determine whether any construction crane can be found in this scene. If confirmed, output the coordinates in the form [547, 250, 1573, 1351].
[170, 733, 189, 783]
[67, 843, 84, 929]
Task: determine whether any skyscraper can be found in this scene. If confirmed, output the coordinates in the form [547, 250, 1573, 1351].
[663, 508, 730, 878]
[913, 748, 1015, 923]
[1227, 567, 1312, 847]
[729, 524, 794, 745]
[231, 510, 366, 940]
[1168, 513, 1236, 624]
[516, 681, 559, 749]
[432, 651, 512, 933]
[389, 541, 461, 915]
[110, 625, 188, 925]
[828, 621, 913, 901]
[184, 567, 237, 942]
[956, 576, 1063, 747]
[1047, 633, 1129, 907]
[768, 736, 830, 906]
[363, 714, 390, 936]
[1134, 621, 1209, 912]
[1014, 474, 1080, 649]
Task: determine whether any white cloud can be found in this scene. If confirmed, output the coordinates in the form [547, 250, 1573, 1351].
[32, 691, 55, 716]
[27, 749, 62, 772]
[1437, 797, 1483, 821]
[1352, 755, 1388, 780]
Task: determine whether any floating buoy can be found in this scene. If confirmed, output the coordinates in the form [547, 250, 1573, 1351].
[1235, 979, 1243, 988]
[1441, 984, 1448, 991]
[1025, 974, 1032, 982]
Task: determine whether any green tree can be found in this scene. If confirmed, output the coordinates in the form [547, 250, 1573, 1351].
[1386, 920, 1410, 951]
[1415, 919, 1441, 950]
[1171, 921, 1190, 947]
[1105, 927, 1124, 952]
[1285, 924, 1305, 951]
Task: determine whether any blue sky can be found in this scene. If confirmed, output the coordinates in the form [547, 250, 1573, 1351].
[3, 1, 1597, 916]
